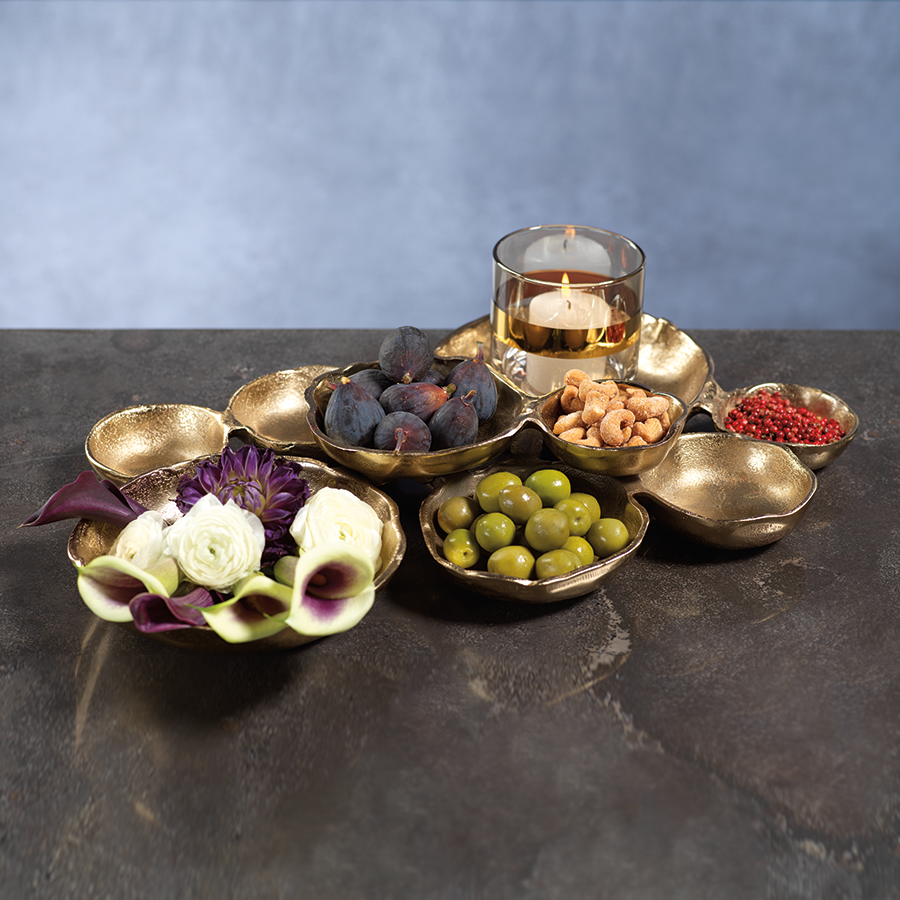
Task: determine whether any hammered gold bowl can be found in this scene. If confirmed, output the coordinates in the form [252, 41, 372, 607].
[435, 313, 715, 408]
[305, 358, 530, 483]
[67, 456, 406, 652]
[85, 365, 334, 485]
[86, 404, 231, 484]
[226, 365, 336, 453]
[535, 382, 689, 477]
[621, 432, 817, 549]
[696, 380, 859, 471]
[419, 461, 649, 603]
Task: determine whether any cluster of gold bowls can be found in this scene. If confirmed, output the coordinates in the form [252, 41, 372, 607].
[79, 314, 858, 610]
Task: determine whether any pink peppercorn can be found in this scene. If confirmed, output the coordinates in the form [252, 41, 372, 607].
[724, 390, 845, 445]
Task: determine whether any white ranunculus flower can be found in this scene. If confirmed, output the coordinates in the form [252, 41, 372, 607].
[290, 487, 383, 572]
[164, 494, 265, 591]
[110, 510, 170, 571]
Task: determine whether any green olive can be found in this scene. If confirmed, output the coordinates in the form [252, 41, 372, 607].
[474, 512, 517, 553]
[586, 517, 630, 559]
[524, 469, 571, 507]
[475, 471, 523, 513]
[487, 544, 536, 579]
[523, 508, 570, 553]
[535, 549, 582, 579]
[562, 536, 595, 566]
[568, 492, 601, 523]
[442, 528, 481, 568]
[497, 485, 543, 525]
[437, 495, 481, 534]
[553, 497, 593, 537]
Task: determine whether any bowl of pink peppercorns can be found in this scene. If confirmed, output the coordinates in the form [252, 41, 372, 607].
[703, 381, 858, 471]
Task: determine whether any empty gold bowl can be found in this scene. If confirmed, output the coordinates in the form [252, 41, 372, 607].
[419, 461, 649, 603]
[621, 432, 817, 549]
[305, 358, 530, 483]
[85, 365, 334, 485]
[86, 404, 230, 484]
[696, 380, 859, 471]
[226, 365, 335, 453]
[67, 455, 406, 652]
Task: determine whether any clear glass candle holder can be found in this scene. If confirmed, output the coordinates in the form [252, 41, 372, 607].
[490, 225, 645, 395]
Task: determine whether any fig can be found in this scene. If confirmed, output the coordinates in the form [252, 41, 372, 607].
[379, 325, 433, 384]
[349, 367, 392, 400]
[374, 411, 432, 454]
[428, 390, 479, 450]
[419, 368, 445, 386]
[324, 377, 385, 447]
[445, 343, 498, 422]
[379, 381, 453, 422]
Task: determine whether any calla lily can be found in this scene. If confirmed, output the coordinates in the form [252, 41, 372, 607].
[130, 586, 217, 633]
[21, 471, 147, 529]
[283, 544, 376, 637]
[200, 572, 292, 643]
[76, 555, 180, 623]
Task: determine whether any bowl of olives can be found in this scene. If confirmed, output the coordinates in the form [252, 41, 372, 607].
[419, 462, 649, 603]
[305, 326, 531, 482]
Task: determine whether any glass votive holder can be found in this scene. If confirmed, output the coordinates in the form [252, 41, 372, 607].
[490, 225, 645, 395]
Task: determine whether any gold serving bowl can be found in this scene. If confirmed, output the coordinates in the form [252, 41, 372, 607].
[436, 313, 715, 408]
[305, 358, 530, 483]
[419, 461, 649, 603]
[695, 380, 859, 471]
[534, 382, 689, 477]
[226, 366, 335, 452]
[86, 365, 334, 485]
[620, 432, 817, 549]
[67, 455, 406, 652]
[86, 404, 231, 484]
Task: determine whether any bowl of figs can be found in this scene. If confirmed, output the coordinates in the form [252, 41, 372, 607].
[305, 325, 536, 482]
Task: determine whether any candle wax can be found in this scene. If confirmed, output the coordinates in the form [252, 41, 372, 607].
[523, 287, 611, 394]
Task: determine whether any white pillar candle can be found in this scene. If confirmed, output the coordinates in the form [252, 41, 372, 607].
[523, 279, 611, 394]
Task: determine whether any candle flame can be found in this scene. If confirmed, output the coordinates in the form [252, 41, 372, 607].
[564, 226, 576, 239]
[561, 272, 571, 309]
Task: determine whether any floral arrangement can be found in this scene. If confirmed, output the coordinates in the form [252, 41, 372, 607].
[22, 446, 385, 644]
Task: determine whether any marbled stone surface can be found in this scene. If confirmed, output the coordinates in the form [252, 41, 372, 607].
[1, 327, 898, 898]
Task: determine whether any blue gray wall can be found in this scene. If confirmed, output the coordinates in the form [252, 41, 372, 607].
[2, 1, 898, 331]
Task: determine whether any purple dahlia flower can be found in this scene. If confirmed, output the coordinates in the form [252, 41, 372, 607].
[176, 446, 310, 565]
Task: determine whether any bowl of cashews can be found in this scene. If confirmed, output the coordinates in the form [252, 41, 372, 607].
[534, 370, 690, 477]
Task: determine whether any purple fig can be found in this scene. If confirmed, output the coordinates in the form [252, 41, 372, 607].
[378, 325, 433, 384]
[373, 412, 432, 454]
[324, 377, 385, 447]
[379, 381, 453, 422]
[428, 390, 479, 450]
[445, 343, 498, 422]
[349, 367, 392, 400]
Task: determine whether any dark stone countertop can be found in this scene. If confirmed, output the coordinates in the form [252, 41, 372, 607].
[1, 327, 899, 899]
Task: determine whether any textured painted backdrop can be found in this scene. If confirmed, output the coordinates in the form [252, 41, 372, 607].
[2, 0, 898, 330]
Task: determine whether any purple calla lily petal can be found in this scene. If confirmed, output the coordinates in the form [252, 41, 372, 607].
[130, 593, 196, 632]
[130, 586, 217, 633]
[21, 471, 147, 528]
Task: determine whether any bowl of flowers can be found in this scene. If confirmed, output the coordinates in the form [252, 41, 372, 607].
[22, 446, 405, 652]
